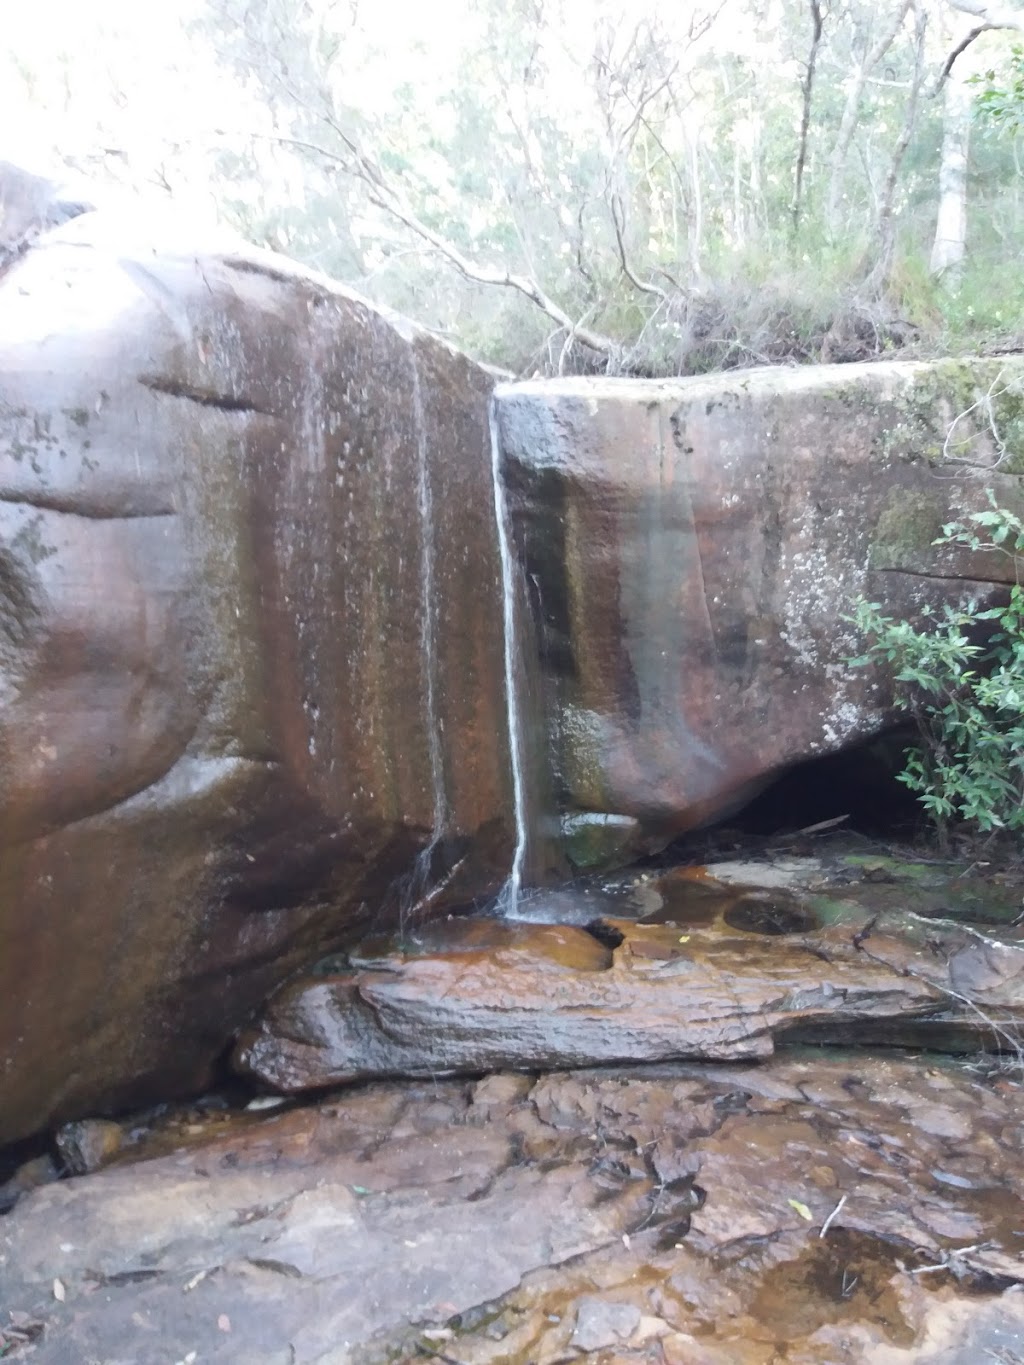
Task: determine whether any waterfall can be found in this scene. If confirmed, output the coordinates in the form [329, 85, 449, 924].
[488, 395, 528, 913]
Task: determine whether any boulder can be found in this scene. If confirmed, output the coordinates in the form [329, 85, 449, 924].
[0, 177, 514, 1143]
[495, 361, 1024, 865]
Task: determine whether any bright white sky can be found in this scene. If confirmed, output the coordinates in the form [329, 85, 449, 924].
[0, 0, 767, 217]
[2, 0, 220, 209]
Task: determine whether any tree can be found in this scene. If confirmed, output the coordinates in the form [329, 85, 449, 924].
[930, 0, 1024, 284]
[825, 0, 912, 238]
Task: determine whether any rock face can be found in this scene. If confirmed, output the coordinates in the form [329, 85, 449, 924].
[0, 179, 514, 1143]
[3, 1053, 1024, 1363]
[495, 362, 1024, 867]
[7, 163, 1024, 1148]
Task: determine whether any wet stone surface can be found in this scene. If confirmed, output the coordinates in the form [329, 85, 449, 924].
[5, 848, 1024, 1361]
[3, 1051, 1024, 1363]
[235, 855, 1024, 1091]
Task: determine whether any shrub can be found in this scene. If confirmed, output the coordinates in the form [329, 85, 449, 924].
[849, 495, 1024, 842]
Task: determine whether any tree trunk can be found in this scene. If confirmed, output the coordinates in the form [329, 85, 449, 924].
[865, 0, 928, 291]
[929, 2, 1024, 284]
[825, 1, 911, 237]
[792, 0, 824, 239]
[930, 61, 973, 283]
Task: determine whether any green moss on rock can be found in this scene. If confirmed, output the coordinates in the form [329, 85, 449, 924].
[869, 489, 945, 570]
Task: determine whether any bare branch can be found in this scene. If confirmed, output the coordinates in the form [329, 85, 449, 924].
[937, 0, 1024, 86]
[240, 129, 618, 356]
[610, 193, 668, 300]
[945, 0, 1024, 30]
[826, 0, 912, 232]
[941, 369, 1013, 468]
[367, 186, 617, 354]
[864, 0, 929, 289]
[557, 304, 598, 375]
[687, 2, 729, 46]
[935, 25, 988, 90]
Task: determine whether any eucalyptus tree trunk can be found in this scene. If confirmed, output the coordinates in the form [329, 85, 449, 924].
[825, 1, 911, 237]
[931, 1, 1024, 284]
[792, 0, 824, 238]
[865, 0, 927, 291]
[929, 61, 973, 283]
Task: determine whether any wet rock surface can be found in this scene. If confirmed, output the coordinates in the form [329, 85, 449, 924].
[0, 171, 513, 1144]
[495, 363, 1024, 866]
[235, 857, 1024, 1091]
[3, 1051, 1024, 1363]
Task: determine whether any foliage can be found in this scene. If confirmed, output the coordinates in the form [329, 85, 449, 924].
[185, 0, 1024, 374]
[974, 44, 1024, 133]
[849, 496, 1024, 840]
[10, 1, 1024, 375]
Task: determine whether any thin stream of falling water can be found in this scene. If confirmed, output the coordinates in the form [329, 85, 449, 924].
[488, 395, 528, 914]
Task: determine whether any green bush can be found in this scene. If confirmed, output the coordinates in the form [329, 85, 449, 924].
[849, 495, 1024, 841]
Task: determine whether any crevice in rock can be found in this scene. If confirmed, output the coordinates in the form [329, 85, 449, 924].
[86, 1268, 163, 1288]
[138, 374, 282, 420]
[221, 254, 318, 288]
[581, 919, 626, 950]
[874, 567, 1014, 588]
[0, 490, 175, 520]
[245, 1256, 304, 1279]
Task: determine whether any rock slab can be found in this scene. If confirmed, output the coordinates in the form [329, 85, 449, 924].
[234, 868, 1024, 1091]
[3, 1053, 1024, 1362]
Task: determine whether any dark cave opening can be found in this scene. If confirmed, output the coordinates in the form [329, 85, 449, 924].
[659, 727, 931, 864]
[731, 729, 926, 840]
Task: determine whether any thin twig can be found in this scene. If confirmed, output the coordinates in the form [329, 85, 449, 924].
[819, 1194, 848, 1239]
[791, 815, 851, 837]
[941, 370, 1012, 468]
[905, 912, 1020, 950]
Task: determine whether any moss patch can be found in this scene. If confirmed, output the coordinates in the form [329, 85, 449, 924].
[854, 358, 1024, 470]
[869, 489, 945, 571]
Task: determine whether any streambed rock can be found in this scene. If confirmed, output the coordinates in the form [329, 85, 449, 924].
[495, 361, 1024, 866]
[234, 867, 1024, 1090]
[3, 1053, 1024, 1362]
[0, 169, 513, 1144]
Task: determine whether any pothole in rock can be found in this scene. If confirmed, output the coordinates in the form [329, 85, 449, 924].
[748, 1228, 914, 1345]
[581, 919, 626, 950]
[723, 893, 820, 936]
[638, 872, 729, 929]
